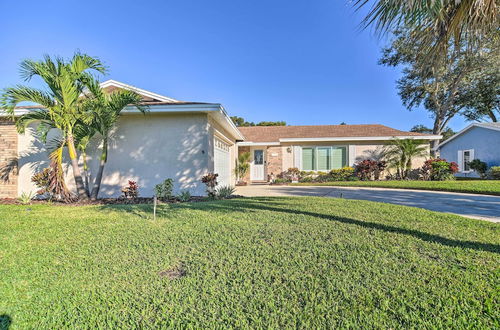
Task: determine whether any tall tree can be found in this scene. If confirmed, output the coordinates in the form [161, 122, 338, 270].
[410, 124, 455, 141]
[83, 80, 146, 200]
[456, 58, 499, 122]
[380, 28, 497, 151]
[1, 52, 106, 200]
[355, 0, 498, 60]
[231, 116, 286, 127]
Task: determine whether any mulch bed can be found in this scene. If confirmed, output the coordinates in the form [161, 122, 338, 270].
[0, 197, 205, 206]
[0, 195, 244, 206]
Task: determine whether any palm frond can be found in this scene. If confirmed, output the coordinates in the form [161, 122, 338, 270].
[356, 0, 498, 56]
[0, 85, 55, 117]
[71, 51, 107, 75]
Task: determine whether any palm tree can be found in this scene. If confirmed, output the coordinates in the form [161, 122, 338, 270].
[83, 80, 146, 200]
[383, 139, 428, 179]
[15, 108, 94, 200]
[235, 152, 251, 183]
[355, 0, 498, 57]
[1, 53, 106, 200]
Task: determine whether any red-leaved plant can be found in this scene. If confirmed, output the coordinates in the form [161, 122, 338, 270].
[121, 180, 139, 198]
[201, 173, 218, 198]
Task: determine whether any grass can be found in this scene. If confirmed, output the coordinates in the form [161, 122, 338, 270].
[1, 197, 499, 328]
[292, 180, 500, 195]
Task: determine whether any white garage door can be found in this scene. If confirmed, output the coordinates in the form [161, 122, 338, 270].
[214, 138, 231, 187]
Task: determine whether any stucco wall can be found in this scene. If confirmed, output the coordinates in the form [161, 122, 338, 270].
[440, 126, 500, 177]
[17, 113, 211, 197]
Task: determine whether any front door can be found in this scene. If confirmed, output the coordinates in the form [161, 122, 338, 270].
[250, 149, 265, 181]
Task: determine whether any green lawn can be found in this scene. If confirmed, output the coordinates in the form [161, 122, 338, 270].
[292, 180, 500, 195]
[1, 198, 499, 328]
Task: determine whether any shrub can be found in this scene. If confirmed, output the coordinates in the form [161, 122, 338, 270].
[329, 167, 355, 181]
[421, 158, 458, 181]
[18, 191, 35, 205]
[154, 178, 174, 200]
[273, 178, 290, 184]
[354, 160, 387, 180]
[298, 176, 314, 183]
[177, 190, 191, 202]
[469, 159, 488, 178]
[121, 180, 139, 198]
[489, 166, 500, 180]
[278, 168, 300, 181]
[216, 185, 236, 199]
[201, 173, 218, 198]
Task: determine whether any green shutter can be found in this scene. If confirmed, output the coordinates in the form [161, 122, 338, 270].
[302, 148, 315, 171]
[317, 147, 330, 171]
[331, 147, 345, 169]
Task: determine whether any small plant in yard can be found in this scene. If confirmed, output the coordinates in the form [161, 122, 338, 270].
[489, 166, 500, 180]
[201, 173, 218, 198]
[154, 178, 174, 200]
[216, 185, 236, 199]
[121, 180, 139, 199]
[18, 191, 35, 205]
[177, 190, 192, 202]
[469, 159, 488, 178]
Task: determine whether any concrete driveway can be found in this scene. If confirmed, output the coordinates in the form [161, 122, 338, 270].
[236, 185, 500, 222]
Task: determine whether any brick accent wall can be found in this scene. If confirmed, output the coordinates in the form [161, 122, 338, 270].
[0, 119, 18, 198]
[266, 146, 282, 178]
[237, 146, 251, 182]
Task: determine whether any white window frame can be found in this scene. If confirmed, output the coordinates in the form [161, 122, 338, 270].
[299, 145, 348, 172]
[459, 149, 474, 173]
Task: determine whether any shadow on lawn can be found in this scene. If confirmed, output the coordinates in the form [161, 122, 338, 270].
[0, 314, 12, 330]
[98, 198, 500, 254]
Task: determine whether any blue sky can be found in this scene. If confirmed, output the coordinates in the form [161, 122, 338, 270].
[0, 0, 468, 131]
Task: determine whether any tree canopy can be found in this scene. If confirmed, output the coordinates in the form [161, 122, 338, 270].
[231, 116, 286, 127]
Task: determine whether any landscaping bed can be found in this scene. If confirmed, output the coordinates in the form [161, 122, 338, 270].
[1, 197, 498, 328]
[291, 180, 500, 196]
[0, 196, 211, 206]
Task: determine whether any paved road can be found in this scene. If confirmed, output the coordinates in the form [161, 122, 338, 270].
[236, 185, 500, 222]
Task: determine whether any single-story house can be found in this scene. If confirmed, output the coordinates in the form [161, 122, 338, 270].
[0, 80, 441, 198]
[438, 122, 500, 177]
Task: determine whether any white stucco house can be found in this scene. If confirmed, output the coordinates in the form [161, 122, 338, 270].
[0, 80, 441, 198]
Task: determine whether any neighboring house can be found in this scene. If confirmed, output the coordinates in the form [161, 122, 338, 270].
[0, 80, 441, 198]
[438, 122, 500, 177]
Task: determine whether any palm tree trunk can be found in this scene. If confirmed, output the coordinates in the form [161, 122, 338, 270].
[67, 133, 89, 200]
[82, 151, 90, 196]
[90, 137, 107, 200]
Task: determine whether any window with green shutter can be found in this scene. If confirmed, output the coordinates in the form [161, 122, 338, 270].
[302, 148, 315, 171]
[317, 147, 331, 171]
[300, 146, 347, 171]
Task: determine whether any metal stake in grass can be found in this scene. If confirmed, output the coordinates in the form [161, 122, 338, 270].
[153, 195, 157, 221]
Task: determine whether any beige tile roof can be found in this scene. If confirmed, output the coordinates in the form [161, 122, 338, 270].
[238, 124, 427, 142]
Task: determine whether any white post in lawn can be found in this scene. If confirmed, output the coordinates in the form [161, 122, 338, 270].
[153, 195, 157, 221]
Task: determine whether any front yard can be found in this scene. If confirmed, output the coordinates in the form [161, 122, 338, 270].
[1, 198, 499, 328]
[292, 180, 500, 196]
